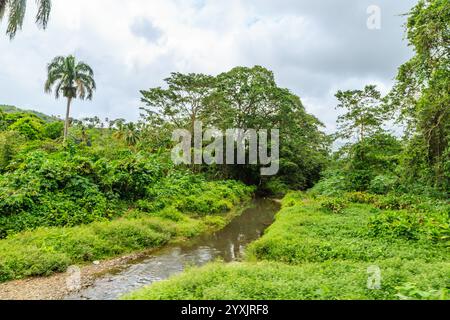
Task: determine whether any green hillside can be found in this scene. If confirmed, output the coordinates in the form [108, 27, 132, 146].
[0, 105, 59, 123]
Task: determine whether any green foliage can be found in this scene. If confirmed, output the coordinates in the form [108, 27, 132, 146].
[0, 0, 51, 39]
[246, 193, 448, 264]
[124, 260, 450, 301]
[0, 105, 58, 122]
[0, 131, 24, 171]
[141, 66, 329, 191]
[262, 178, 289, 197]
[8, 116, 44, 140]
[125, 192, 449, 300]
[43, 121, 64, 139]
[0, 143, 253, 238]
[0, 217, 179, 282]
[395, 283, 449, 300]
[387, 0, 450, 191]
[0, 176, 251, 282]
[314, 133, 403, 195]
[335, 85, 387, 141]
[320, 197, 348, 214]
[310, 170, 348, 196]
[368, 209, 449, 242]
[369, 175, 398, 195]
[0, 110, 6, 130]
[344, 192, 377, 204]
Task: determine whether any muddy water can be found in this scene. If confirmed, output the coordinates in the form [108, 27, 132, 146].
[65, 198, 280, 300]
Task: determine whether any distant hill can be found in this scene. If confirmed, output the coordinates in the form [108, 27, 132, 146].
[0, 105, 60, 122]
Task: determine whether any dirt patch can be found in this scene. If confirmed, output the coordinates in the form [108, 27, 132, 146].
[0, 249, 156, 300]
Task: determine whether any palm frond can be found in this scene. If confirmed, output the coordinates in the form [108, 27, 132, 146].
[7, 0, 26, 39]
[45, 55, 96, 100]
[0, 0, 8, 22]
[35, 0, 51, 29]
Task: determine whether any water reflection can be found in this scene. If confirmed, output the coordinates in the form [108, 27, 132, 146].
[66, 199, 280, 300]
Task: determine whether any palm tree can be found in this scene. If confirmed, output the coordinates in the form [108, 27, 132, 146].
[124, 123, 140, 146]
[45, 55, 96, 143]
[0, 0, 51, 39]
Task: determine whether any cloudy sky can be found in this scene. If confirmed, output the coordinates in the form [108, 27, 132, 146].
[0, 0, 417, 133]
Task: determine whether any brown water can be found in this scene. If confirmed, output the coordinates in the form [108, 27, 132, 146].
[65, 198, 280, 300]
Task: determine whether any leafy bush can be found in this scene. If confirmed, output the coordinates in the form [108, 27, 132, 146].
[369, 175, 398, 194]
[0, 131, 24, 171]
[368, 209, 449, 242]
[310, 170, 348, 196]
[344, 192, 377, 204]
[320, 197, 348, 214]
[395, 283, 449, 300]
[263, 178, 289, 197]
[282, 191, 304, 208]
[8, 116, 44, 140]
[43, 121, 64, 140]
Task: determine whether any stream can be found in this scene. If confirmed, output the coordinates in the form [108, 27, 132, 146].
[65, 198, 280, 300]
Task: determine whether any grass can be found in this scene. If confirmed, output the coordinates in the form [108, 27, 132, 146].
[0, 191, 253, 282]
[124, 260, 449, 300]
[124, 192, 450, 300]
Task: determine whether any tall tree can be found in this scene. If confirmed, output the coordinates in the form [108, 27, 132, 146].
[387, 0, 449, 190]
[335, 85, 386, 142]
[0, 0, 51, 39]
[204, 66, 329, 188]
[44, 55, 96, 143]
[140, 73, 215, 135]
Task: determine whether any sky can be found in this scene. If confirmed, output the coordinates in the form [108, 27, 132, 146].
[0, 0, 417, 133]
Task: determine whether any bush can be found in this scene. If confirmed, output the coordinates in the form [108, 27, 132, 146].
[368, 209, 449, 242]
[0, 131, 24, 171]
[310, 171, 348, 196]
[263, 178, 289, 197]
[282, 191, 304, 208]
[395, 283, 449, 300]
[43, 121, 64, 140]
[320, 197, 349, 214]
[8, 116, 44, 140]
[344, 192, 377, 204]
[369, 175, 398, 195]
[373, 194, 412, 210]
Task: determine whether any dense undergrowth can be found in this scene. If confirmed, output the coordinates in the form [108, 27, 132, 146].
[125, 191, 449, 300]
[0, 130, 254, 282]
[0, 181, 252, 282]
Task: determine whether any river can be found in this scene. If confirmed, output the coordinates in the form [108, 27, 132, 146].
[65, 198, 280, 300]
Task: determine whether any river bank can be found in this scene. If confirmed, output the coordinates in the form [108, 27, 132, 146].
[125, 192, 449, 300]
[0, 198, 278, 300]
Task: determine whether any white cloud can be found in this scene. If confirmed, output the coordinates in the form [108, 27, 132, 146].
[0, 0, 416, 131]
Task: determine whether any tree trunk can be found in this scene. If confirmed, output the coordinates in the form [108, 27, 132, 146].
[64, 97, 72, 143]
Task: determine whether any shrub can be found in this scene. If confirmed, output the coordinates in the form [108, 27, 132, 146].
[395, 283, 449, 300]
[368, 209, 449, 242]
[0, 131, 24, 171]
[320, 197, 349, 214]
[263, 178, 289, 197]
[43, 121, 64, 140]
[282, 191, 304, 208]
[373, 194, 415, 210]
[344, 192, 377, 204]
[310, 171, 348, 197]
[369, 175, 398, 195]
[8, 116, 44, 140]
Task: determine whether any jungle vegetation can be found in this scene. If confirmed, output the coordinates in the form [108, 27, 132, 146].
[0, 0, 448, 300]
